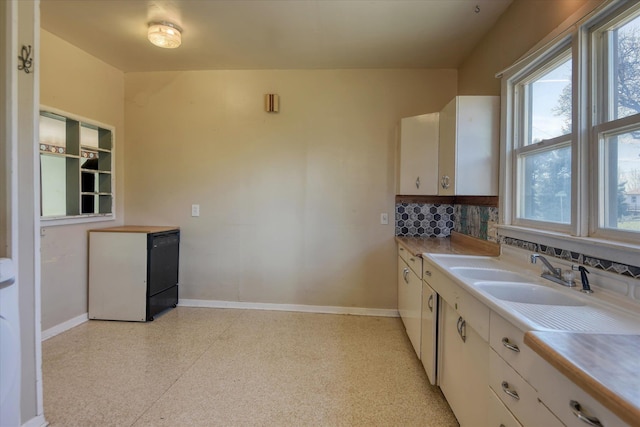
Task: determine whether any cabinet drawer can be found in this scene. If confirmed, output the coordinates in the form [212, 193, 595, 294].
[489, 312, 538, 383]
[488, 388, 523, 427]
[531, 354, 627, 427]
[490, 350, 563, 427]
[398, 244, 422, 278]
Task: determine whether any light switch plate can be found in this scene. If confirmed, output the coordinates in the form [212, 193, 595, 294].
[191, 204, 200, 217]
[380, 213, 389, 225]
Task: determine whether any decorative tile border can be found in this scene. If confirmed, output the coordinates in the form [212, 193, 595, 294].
[500, 236, 640, 280]
[395, 203, 454, 237]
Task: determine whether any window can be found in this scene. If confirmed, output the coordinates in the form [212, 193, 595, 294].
[592, 8, 640, 236]
[39, 109, 114, 222]
[504, 2, 640, 243]
[513, 52, 573, 229]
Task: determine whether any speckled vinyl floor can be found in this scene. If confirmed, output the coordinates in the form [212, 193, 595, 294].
[43, 307, 459, 426]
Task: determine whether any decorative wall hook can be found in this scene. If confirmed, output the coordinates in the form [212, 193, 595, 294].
[18, 45, 33, 74]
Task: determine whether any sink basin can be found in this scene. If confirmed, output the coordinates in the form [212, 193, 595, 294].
[475, 282, 585, 306]
[451, 267, 530, 283]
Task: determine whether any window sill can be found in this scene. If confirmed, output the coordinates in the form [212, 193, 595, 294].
[40, 214, 115, 227]
[497, 225, 640, 267]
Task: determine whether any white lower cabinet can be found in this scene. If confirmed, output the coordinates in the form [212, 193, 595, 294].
[439, 299, 489, 427]
[397, 257, 624, 427]
[397, 255, 422, 357]
[420, 281, 437, 384]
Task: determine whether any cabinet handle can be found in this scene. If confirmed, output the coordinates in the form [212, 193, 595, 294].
[399, 247, 404, 252]
[440, 175, 450, 189]
[501, 381, 520, 401]
[424, 270, 432, 277]
[456, 316, 466, 342]
[416, 176, 420, 189]
[569, 400, 604, 427]
[501, 337, 520, 353]
[427, 294, 434, 312]
[403, 268, 410, 284]
[409, 257, 415, 262]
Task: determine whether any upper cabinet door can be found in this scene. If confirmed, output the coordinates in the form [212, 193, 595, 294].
[438, 96, 500, 196]
[398, 113, 439, 195]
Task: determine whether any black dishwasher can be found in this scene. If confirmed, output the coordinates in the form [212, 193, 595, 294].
[147, 230, 180, 320]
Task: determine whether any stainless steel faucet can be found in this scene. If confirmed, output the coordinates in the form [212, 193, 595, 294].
[530, 253, 575, 287]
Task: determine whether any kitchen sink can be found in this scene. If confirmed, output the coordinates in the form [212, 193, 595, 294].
[450, 267, 530, 283]
[475, 282, 586, 306]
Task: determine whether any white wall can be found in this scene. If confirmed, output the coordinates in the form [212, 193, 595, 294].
[39, 30, 125, 330]
[125, 69, 457, 309]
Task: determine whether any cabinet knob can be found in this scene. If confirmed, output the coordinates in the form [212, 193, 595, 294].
[569, 401, 603, 427]
[501, 381, 520, 401]
[501, 337, 520, 353]
[424, 270, 432, 276]
[415, 176, 421, 189]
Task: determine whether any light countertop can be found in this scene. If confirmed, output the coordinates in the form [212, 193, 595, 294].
[89, 225, 179, 233]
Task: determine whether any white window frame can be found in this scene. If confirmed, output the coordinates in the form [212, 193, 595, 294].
[588, 1, 640, 242]
[511, 46, 574, 234]
[499, 0, 640, 262]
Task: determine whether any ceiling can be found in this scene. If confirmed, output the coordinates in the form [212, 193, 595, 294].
[40, 0, 513, 73]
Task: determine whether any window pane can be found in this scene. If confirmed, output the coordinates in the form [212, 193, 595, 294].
[40, 154, 67, 217]
[600, 129, 640, 232]
[527, 58, 572, 144]
[610, 14, 640, 120]
[519, 146, 571, 223]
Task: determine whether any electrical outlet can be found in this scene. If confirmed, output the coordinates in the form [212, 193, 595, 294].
[191, 204, 200, 217]
[380, 213, 389, 225]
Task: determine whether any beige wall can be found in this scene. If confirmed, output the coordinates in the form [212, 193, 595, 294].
[125, 69, 456, 309]
[40, 30, 125, 330]
[458, 0, 598, 95]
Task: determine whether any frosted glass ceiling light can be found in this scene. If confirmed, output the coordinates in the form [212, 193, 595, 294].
[148, 21, 182, 48]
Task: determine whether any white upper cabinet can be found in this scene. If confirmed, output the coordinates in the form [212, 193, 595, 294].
[397, 112, 439, 195]
[438, 96, 499, 196]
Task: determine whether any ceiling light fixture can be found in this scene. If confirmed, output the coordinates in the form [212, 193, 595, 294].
[147, 21, 182, 49]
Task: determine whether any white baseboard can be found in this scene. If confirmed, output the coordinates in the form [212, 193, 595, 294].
[179, 299, 399, 317]
[22, 414, 48, 427]
[42, 313, 88, 341]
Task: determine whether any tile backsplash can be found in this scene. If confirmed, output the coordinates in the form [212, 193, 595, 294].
[395, 203, 454, 238]
[395, 200, 640, 282]
[395, 202, 498, 240]
[454, 204, 499, 242]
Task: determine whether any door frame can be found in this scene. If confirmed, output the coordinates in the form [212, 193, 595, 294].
[3, 1, 45, 426]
